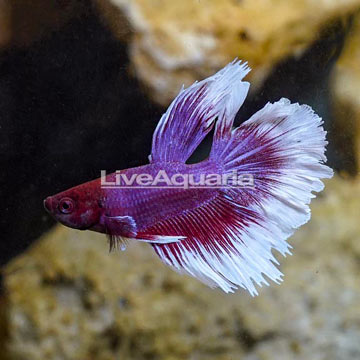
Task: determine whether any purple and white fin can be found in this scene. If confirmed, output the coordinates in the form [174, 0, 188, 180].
[210, 98, 333, 237]
[104, 215, 137, 252]
[150, 60, 250, 163]
[105, 215, 184, 251]
[146, 95, 333, 294]
[104, 215, 137, 238]
[138, 194, 285, 296]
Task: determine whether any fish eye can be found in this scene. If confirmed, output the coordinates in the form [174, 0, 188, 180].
[58, 197, 74, 214]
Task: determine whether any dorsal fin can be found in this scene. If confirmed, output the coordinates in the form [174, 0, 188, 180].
[150, 60, 250, 163]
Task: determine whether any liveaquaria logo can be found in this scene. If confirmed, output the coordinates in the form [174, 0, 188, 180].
[100, 170, 254, 189]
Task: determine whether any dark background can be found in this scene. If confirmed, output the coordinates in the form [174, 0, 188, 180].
[0, 5, 352, 267]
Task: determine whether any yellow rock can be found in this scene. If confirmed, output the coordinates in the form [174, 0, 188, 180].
[2, 176, 360, 359]
[331, 14, 360, 176]
[96, 0, 360, 105]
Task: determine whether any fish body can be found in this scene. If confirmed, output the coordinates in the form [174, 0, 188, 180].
[44, 60, 333, 294]
[45, 161, 222, 245]
[101, 161, 220, 230]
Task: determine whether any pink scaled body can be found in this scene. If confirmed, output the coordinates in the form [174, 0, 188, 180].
[45, 160, 222, 246]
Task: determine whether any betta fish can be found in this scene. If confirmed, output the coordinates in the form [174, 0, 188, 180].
[44, 60, 333, 295]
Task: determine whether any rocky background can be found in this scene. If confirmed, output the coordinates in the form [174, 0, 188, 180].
[1, 0, 360, 359]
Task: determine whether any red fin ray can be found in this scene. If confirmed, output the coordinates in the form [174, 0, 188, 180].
[137, 194, 284, 295]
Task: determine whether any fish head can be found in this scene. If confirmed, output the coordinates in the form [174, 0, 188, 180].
[44, 182, 102, 230]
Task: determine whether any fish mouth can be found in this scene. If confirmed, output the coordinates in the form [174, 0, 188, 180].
[43, 197, 53, 213]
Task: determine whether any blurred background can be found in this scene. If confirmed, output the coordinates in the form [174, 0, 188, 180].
[0, 0, 360, 359]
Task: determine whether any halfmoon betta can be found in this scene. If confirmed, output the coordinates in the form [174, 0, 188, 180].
[44, 60, 333, 295]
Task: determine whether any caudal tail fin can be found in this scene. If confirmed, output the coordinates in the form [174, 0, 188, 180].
[210, 97, 333, 234]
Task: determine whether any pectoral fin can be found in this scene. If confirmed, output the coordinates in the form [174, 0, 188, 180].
[104, 214, 184, 252]
[104, 215, 137, 252]
[104, 215, 137, 238]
